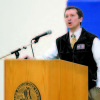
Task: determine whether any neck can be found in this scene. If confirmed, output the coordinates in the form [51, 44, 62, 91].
[69, 26, 81, 33]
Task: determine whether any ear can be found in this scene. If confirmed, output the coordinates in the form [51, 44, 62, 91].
[80, 17, 83, 23]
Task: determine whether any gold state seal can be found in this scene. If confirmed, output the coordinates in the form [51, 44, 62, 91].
[14, 82, 41, 100]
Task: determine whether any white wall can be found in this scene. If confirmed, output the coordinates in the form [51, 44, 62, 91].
[0, 0, 67, 99]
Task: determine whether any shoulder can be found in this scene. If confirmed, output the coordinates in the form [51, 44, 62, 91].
[82, 28, 98, 40]
[56, 32, 68, 42]
[82, 28, 97, 37]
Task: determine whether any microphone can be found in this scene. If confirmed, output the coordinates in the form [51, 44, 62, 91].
[32, 30, 52, 40]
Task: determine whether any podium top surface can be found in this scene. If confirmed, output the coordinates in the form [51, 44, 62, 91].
[4, 59, 88, 68]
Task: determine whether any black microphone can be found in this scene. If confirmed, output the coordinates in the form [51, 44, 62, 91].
[32, 30, 52, 40]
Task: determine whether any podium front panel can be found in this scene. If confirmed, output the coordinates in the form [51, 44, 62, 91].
[4, 59, 88, 100]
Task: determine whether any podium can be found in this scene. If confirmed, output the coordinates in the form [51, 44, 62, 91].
[4, 59, 88, 100]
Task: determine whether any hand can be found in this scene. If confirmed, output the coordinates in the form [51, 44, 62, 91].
[23, 55, 33, 59]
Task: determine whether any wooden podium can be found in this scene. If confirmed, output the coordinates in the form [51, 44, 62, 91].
[4, 59, 88, 100]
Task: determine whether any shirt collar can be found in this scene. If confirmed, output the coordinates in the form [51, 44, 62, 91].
[69, 27, 82, 40]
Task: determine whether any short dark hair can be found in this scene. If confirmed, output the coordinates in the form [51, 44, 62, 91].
[64, 6, 83, 18]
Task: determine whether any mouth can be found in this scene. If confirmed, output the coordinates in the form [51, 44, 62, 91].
[68, 22, 72, 25]
[67, 22, 72, 26]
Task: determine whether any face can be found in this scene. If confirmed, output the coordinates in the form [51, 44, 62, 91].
[65, 9, 83, 31]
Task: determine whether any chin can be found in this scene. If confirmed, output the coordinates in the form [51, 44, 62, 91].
[68, 27, 74, 29]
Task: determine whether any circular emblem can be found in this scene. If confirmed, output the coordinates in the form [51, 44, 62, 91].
[14, 82, 41, 100]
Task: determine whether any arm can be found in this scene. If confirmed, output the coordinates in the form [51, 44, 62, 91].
[92, 37, 100, 88]
[35, 43, 59, 59]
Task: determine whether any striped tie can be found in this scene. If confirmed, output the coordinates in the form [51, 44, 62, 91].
[71, 33, 76, 48]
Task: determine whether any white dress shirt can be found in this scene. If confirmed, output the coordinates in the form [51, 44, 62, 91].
[36, 27, 100, 88]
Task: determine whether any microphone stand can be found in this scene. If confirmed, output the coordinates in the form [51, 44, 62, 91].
[0, 41, 37, 60]
[31, 37, 40, 58]
[0, 33, 46, 59]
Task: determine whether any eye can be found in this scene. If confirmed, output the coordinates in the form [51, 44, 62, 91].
[71, 14, 75, 17]
[65, 15, 68, 18]
[65, 14, 69, 18]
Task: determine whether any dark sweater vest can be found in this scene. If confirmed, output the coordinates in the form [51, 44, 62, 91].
[56, 28, 97, 90]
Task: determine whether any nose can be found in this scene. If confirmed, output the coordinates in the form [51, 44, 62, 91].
[68, 17, 71, 21]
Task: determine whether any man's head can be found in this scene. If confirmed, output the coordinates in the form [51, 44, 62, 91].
[64, 6, 83, 32]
